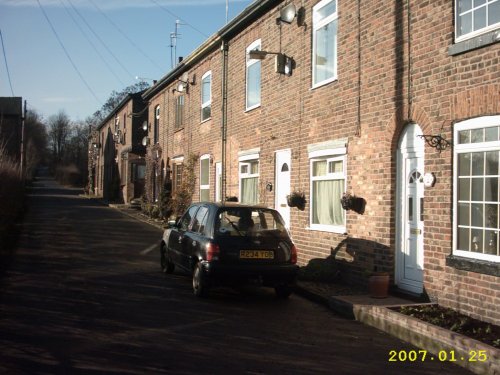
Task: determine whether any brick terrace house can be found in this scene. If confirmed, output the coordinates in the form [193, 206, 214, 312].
[136, 0, 500, 324]
[90, 92, 148, 203]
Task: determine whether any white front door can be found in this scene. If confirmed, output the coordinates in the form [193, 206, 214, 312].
[396, 123, 424, 294]
[215, 162, 222, 202]
[275, 150, 291, 228]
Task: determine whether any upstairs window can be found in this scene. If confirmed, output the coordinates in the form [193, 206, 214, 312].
[246, 39, 261, 111]
[154, 105, 160, 143]
[175, 95, 184, 130]
[313, 0, 338, 88]
[455, 0, 500, 41]
[201, 71, 212, 122]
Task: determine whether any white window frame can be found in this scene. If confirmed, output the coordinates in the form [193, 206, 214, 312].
[312, 0, 338, 88]
[215, 162, 222, 202]
[200, 154, 210, 202]
[239, 152, 260, 204]
[201, 71, 212, 122]
[453, 115, 500, 263]
[246, 39, 261, 111]
[309, 146, 346, 233]
[455, 0, 500, 42]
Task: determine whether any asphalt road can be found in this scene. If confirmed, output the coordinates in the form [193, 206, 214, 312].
[0, 176, 472, 374]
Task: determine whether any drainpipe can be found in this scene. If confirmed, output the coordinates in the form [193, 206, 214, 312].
[407, 0, 413, 122]
[221, 40, 229, 204]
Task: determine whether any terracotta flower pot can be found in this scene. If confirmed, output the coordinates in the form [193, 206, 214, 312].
[369, 272, 390, 298]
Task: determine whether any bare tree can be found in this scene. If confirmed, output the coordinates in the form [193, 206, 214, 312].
[24, 109, 48, 178]
[48, 111, 71, 163]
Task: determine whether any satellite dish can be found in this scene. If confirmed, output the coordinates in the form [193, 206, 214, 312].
[142, 121, 148, 131]
[181, 72, 189, 82]
[279, 3, 296, 24]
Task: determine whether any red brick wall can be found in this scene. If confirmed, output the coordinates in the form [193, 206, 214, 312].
[143, 0, 500, 324]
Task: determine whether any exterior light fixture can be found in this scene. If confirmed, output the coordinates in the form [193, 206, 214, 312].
[277, 3, 296, 24]
[141, 136, 149, 147]
[247, 50, 295, 76]
[142, 120, 148, 131]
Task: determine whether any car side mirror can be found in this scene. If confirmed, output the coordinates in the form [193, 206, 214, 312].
[166, 219, 178, 229]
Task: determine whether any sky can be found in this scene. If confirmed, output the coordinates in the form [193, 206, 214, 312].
[0, 0, 253, 122]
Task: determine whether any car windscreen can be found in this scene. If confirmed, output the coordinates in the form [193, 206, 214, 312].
[215, 207, 288, 237]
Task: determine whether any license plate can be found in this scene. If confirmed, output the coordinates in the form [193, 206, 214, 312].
[239, 250, 274, 259]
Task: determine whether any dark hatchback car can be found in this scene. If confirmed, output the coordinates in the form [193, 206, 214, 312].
[160, 202, 299, 298]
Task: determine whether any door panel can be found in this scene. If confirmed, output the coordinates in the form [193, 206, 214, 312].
[403, 158, 424, 284]
[275, 150, 291, 228]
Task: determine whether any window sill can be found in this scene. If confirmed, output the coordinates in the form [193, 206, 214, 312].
[174, 127, 184, 133]
[448, 29, 500, 56]
[306, 225, 347, 235]
[245, 104, 261, 113]
[311, 76, 338, 91]
[445, 255, 500, 277]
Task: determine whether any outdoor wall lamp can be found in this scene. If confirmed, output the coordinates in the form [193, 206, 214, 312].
[247, 50, 295, 76]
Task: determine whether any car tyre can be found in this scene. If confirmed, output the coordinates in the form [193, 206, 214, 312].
[193, 262, 209, 297]
[160, 244, 174, 274]
[275, 284, 292, 299]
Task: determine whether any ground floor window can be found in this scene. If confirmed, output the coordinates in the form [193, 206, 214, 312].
[239, 151, 259, 204]
[308, 141, 347, 233]
[200, 155, 210, 201]
[173, 162, 184, 193]
[454, 115, 500, 263]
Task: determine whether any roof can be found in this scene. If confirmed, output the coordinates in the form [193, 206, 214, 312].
[96, 90, 146, 131]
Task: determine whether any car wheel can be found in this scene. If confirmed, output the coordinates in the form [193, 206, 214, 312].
[275, 284, 292, 299]
[192, 263, 209, 297]
[160, 244, 174, 274]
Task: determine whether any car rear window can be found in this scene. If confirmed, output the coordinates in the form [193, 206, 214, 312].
[215, 207, 287, 237]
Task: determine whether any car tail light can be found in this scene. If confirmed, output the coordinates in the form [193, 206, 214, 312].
[206, 242, 220, 261]
[290, 244, 298, 264]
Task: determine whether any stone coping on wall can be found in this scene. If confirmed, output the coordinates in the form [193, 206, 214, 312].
[353, 304, 499, 375]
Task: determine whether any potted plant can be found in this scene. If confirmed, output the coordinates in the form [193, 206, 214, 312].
[287, 191, 306, 211]
[341, 192, 366, 214]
